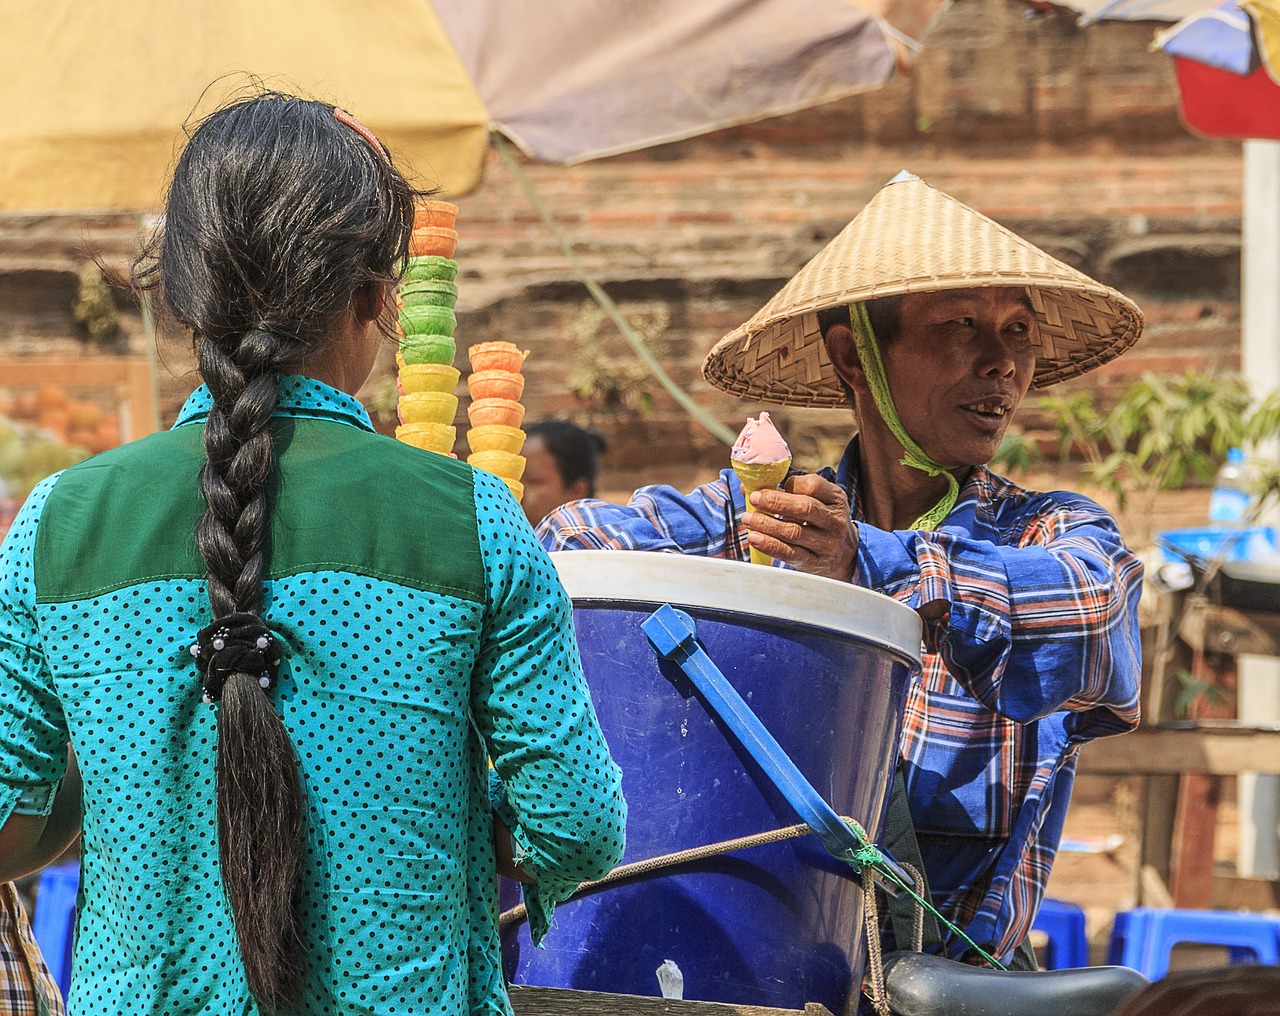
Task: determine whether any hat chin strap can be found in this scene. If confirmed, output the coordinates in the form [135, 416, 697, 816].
[849, 303, 958, 532]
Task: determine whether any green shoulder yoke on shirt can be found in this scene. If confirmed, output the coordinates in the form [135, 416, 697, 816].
[33, 416, 485, 606]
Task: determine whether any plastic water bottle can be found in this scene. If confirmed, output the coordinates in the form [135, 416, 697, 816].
[1209, 447, 1251, 524]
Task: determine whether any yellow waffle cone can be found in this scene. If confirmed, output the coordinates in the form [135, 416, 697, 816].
[399, 391, 458, 425]
[399, 363, 460, 395]
[468, 450, 527, 481]
[732, 457, 791, 566]
[503, 478, 525, 502]
[396, 422, 456, 455]
[467, 423, 526, 455]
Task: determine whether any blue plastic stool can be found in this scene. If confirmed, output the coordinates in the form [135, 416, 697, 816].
[31, 860, 79, 1001]
[1032, 897, 1090, 969]
[1107, 908, 1280, 980]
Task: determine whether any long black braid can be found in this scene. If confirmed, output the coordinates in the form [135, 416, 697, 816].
[133, 92, 417, 1011]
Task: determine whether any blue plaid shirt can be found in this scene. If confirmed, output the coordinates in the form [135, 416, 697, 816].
[537, 437, 1142, 962]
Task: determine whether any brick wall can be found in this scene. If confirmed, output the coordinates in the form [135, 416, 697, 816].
[0, 0, 1247, 503]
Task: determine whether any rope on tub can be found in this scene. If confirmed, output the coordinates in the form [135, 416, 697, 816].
[497, 816, 1002, 1016]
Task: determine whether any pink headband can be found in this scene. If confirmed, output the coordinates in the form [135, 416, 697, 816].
[333, 107, 390, 165]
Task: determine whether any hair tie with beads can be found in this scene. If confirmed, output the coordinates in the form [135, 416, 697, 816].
[190, 613, 283, 703]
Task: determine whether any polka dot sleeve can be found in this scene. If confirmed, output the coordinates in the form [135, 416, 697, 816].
[469, 468, 626, 944]
[0, 474, 69, 827]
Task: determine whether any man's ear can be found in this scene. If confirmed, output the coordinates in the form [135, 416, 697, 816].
[824, 322, 864, 391]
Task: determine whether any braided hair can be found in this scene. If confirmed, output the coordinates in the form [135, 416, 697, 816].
[133, 93, 417, 1010]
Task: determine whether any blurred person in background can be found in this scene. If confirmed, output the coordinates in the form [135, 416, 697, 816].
[521, 419, 608, 527]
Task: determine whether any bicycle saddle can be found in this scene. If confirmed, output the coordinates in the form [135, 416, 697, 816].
[882, 951, 1149, 1016]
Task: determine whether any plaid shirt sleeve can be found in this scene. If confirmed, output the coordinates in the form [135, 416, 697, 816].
[0, 882, 65, 1016]
[854, 490, 1142, 738]
[536, 471, 745, 560]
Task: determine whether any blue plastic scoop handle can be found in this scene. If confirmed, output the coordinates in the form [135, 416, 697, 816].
[642, 602, 909, 886]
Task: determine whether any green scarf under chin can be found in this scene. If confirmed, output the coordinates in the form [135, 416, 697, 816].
[848, 303, 958, 532]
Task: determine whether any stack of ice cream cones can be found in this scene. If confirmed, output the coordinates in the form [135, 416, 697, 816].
[465, 342, 530, 501]
[395, 201, 462, 456]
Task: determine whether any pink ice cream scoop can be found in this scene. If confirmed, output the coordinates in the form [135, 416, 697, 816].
[731, 412, 791, 464]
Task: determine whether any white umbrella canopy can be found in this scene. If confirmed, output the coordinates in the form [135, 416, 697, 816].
[1045, 0, 1208, 23]
[0, 0, 946, 212]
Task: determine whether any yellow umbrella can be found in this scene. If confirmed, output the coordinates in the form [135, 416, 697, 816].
[0, 0, 944, 211]
[1242, 0, 1280, 81]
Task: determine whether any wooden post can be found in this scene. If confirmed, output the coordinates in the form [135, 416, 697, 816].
[1133, 588, 1191, 904]
[508, 986, 834, 1016]
[1172, 601, 1240, 908]
[1171, 772, 1224, 908]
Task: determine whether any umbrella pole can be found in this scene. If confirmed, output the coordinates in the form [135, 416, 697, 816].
[493, 136, 736, 447]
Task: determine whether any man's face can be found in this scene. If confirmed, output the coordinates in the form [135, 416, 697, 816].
[521, 435, 575, 528]
[881, 288, 1038, 468]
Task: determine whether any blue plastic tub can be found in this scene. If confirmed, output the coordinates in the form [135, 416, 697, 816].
[1156, 525, 1279, 564]
[501, 552, 921, 1013]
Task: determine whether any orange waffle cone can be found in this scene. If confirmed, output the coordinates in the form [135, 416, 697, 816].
[468, 342, 529, 374]
[468, 397, 525, 429]
[414, 200, 458, 231]
[410, 226, 457, 258]
[467, 369, 525, 402]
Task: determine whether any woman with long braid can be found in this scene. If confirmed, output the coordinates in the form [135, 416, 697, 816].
[0, 92, 625, 1015]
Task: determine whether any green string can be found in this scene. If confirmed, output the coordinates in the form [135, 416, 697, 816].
[849, 304, 958, 531]
[841, 819, 1008, 971]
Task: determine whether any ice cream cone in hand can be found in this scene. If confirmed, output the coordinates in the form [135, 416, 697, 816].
[732, 460, 791, 564]
[731, 412, 791, 566]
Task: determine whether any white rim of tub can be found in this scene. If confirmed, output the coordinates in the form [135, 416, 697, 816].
[550, 551, 923, 674]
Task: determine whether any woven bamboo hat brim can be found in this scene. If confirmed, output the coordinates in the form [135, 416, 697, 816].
[702, 172, 1144, 408]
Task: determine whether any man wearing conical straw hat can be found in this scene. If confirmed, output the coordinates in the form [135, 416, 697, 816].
[540, 172, 1144, 970]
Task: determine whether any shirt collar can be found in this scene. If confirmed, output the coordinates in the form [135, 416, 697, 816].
[173, 375, 375, 432]
[832, 436, 989, 525]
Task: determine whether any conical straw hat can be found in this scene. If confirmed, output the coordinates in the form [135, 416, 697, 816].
[702, 172, 1144, 408]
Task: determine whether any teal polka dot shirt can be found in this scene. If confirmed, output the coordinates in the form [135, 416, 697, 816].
[0, 377, 626, 1015]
